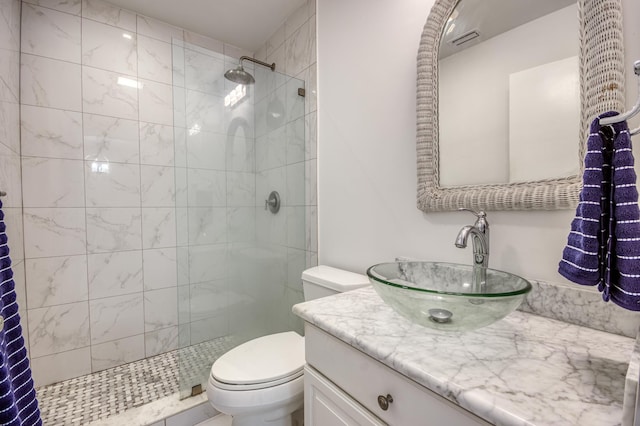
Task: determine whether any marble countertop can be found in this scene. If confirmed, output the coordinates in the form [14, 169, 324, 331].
[293, 287, 638, 426]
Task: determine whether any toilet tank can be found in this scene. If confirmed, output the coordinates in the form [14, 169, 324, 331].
[301, 266, 370, 301]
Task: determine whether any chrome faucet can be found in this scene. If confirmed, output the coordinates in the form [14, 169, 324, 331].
[455, 209, 489, 290]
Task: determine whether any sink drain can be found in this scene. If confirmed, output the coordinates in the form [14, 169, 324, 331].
[428, 308, 453, 323]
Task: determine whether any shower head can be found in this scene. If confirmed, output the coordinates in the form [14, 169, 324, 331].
[224, 56, 276, 85]
[224, 65, 255, 85]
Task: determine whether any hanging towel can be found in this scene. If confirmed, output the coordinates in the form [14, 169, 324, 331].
[604, 120, 640, 310]
[559, 113, 640, 311]
[558, 113, 616, 285]
[0, 200, 41, 426]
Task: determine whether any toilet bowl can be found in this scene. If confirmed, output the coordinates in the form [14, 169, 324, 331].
[207, 266, 370, 426]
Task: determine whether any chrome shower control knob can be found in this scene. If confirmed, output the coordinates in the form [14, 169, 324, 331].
[377, 394, 393, 411]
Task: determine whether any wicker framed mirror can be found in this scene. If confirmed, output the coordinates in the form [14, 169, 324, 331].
[416, 0, 625, 212]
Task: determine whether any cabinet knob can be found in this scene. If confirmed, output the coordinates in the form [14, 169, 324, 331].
[377, 394, 393, 411]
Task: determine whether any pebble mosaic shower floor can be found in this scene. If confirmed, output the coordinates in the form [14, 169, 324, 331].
[36, 337, 234, 425]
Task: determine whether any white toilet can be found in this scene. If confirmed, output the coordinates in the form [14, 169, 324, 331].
[207, 266, 370, 426]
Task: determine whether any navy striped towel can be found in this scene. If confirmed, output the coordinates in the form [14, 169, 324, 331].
[559, 112, 640, 311]
[0, 201, 41, 425]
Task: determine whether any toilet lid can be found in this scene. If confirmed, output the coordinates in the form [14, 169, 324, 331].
[211, 332, 305, 386]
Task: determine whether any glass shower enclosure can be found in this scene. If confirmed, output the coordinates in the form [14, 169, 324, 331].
[171, 40, 306, 397]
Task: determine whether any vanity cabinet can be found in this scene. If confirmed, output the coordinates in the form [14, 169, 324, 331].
[304, 324, 490, 426]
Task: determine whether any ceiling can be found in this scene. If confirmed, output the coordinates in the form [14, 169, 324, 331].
[105, 0, 307, 52]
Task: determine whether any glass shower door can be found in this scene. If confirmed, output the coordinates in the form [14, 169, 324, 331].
[172, 40, 306, 398]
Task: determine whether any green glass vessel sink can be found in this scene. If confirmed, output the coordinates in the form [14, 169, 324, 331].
[366, 261, 532, 332]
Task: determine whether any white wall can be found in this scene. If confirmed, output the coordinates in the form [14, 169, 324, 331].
[317, 0, 640, 287]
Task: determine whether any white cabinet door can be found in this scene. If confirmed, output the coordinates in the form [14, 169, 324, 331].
[305, 366, 385, 426]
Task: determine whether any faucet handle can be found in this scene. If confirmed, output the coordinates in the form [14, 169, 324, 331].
[458, 208, 486, 218]
[458, 208, 488, 233]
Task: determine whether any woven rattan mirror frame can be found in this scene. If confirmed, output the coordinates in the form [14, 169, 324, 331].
[416, 0, 625, 212]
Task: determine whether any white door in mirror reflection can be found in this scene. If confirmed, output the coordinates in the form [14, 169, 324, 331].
[508, 56, 580, 182]
[438, 3, 579, 187]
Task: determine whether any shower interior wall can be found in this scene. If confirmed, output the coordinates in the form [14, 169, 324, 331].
[13, 0, 317, 389]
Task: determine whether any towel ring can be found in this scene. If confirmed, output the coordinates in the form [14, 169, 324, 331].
[600, 60, 640, 126]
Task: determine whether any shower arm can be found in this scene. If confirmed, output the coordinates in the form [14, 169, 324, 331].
[239, 56, 276, 72]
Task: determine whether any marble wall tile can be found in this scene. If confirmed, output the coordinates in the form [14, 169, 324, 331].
[227, 172, 255, 207]
[286, 117, 305, 164]
[30, 347, 91, 388]
[285, 162, 305, 206]
[0, 0, 21, 50]
[188, 244, 227, 285]
[28, 301, 90, 357]
[3, 207, 24, 258]
[226, 134, 255, 173]
[266, 26, 285, 57]
[141, 207, 176, 249]
[140, 165, 175, 207]
[174, 127, 187, 168]
[285, 2, 310, 40]
[144, 326, 178, 357]
[305, 205, 317, 252]
[137, 15, 183, 43]
[256, 167, 285, 206]
[25, 255, 88, 308]
[0, 149, 23, 206]
[175, 208, 188, 247]
[285, 77, 305, 122]
[84, 161, 140, 207]
[286, 248, 306, 290]
[21, 54, 81, 111]
[21, 3, 81, 63]
[143, 247, 177, 290]
[186, 130, 225, 171]
[256, 124, 286, 172]
[0, 101, 20, 154]
[144, 288, 178, 332]
[21, 105, 83, 159]
[89, 292, 144, 344]
[82, 66, 138, 120]
[90, 334, 144, 372]
[189, 280, 227, 323]
[224, 91, 255, 139]
[23, 208, 86, 258]
[188, 207, 226, 246]
[176, 247, 189, 285]
[87, 250, 143, 299]
[190, 315, 228, 345]
[139, 79, 173, 126]
[138, 35, 172, 84]
[22, 0, 81, 15]
[256, 205, 287, 246]
[139, 124, 174, 167]
[22, 157, 85, 207]
[82, 0, 135, 31]
[0, 49, 19, 103]
[171, 43, 185, 88]
[82, 18, 137, 75]
[83, 113, 139, 163]
[227, 207, 255, 243]
[184, 49, 225, 96]
[86, 207, 142, 253]
[187, 169, 226, 207]
[305, 110, 317, 160]
[305, 159, 317, 206]
[183, 33, 223, 57]
[177, 285, 189, 324]
[185, 89, 224, 134]
[172, 86, 186, 128]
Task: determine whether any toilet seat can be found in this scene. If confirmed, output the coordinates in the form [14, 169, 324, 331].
[210, 332, 305, 391]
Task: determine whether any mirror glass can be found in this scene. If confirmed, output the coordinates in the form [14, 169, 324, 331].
[437, 0, 579, 187]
